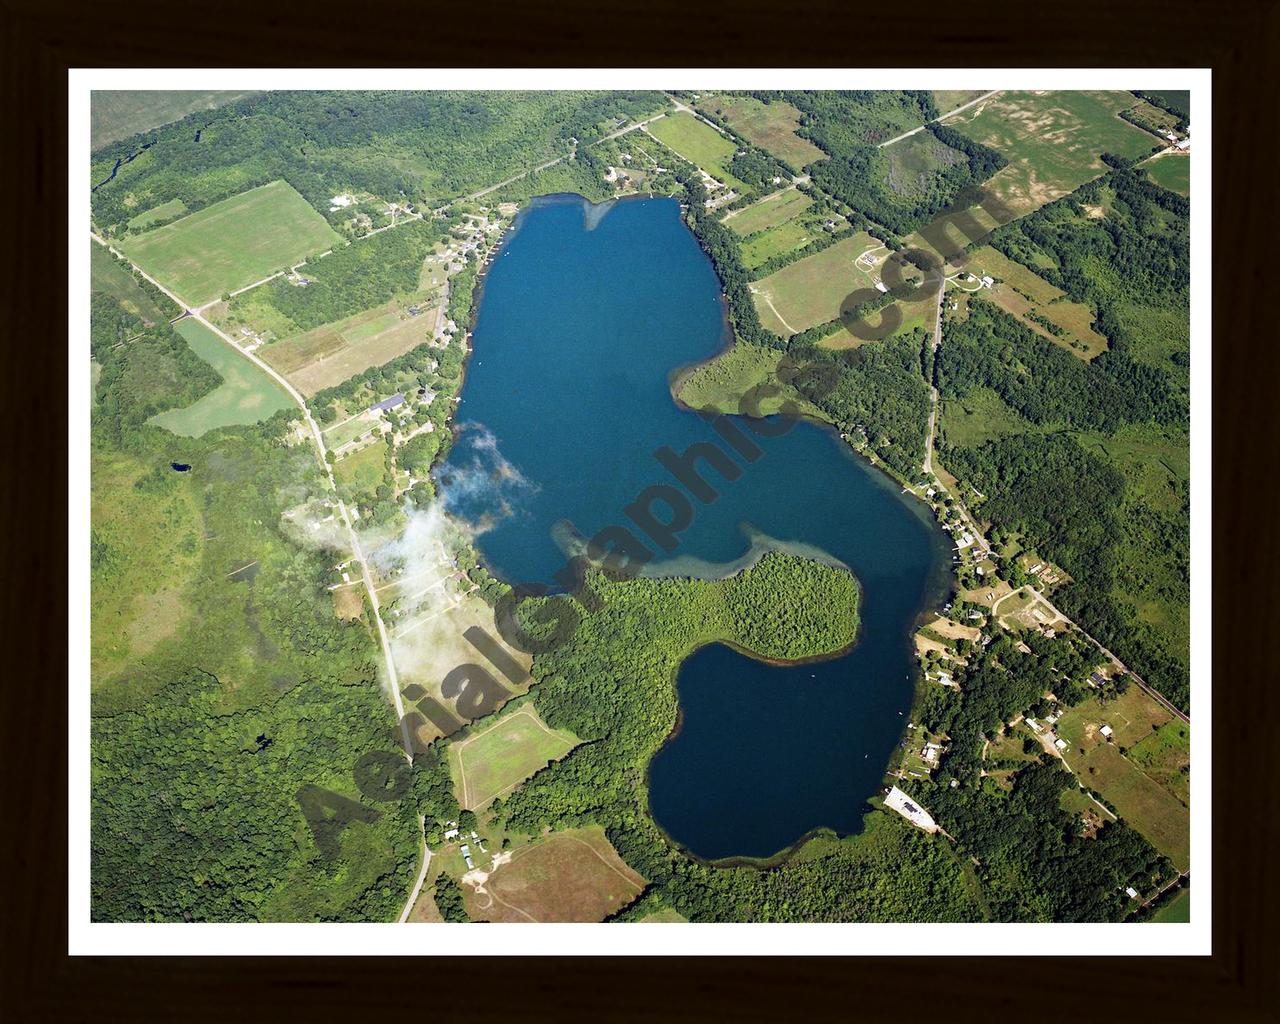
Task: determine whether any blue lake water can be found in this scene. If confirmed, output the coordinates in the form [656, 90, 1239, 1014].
[439, 194, 951, 860]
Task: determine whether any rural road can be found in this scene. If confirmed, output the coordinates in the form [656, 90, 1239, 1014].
[398, 818, 431, 923]
[93, 231, 431, 920]
[879, 90, 1001, 148]
[89, 234, 410, 745]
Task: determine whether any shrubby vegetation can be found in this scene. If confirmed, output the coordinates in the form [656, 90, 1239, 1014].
[91, 289, 420, 921]
[92, 91, 666, 233]
[940, 169, 1190, 709]
[238, 218, 438, 334]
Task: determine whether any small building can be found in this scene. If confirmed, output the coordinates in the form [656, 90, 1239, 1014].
[1026, 717, 1041, 732]
[443, 827, 460, 841]
[370, 393, 406, 415]
[875, 281, 889, 293]
[1100, 724, 1114, 738]
[981, 275, 994, 288]
[460, 844, 475, 870]
[1125, 886, 1140, 899]
[1054, 738, 1069, 750]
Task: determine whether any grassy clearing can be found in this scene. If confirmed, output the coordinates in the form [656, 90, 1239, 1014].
[674, 342, 822, 419]
[740, 219, 822, 270]
[882, 130, 968, 203]
[750, 230, 888, 335]
[462, 826, 644, 923]
[638, 907, 688, 923]
[120, 180, 342, 306]
[449, 704, 579, 810]
[696, 94, 826, 168]
[333, 440, 386, 499]
[147, 319, 294, 437]
[91, 451, 202, 683]
[1127, 720, 1190, 806]
[1144, 153, 1190, 196]
[90, 243, 171, 324]
[960, 246, 1108, 359]
[1149, 886, 1190, 922]
[1055, 687, 1189, 871]
[646, 112, 745, 189]
[932, 90, 992, 113]
[126, 197, 188, 232]
[725, 189, 811, 236]
[942, 91, 1155, 217]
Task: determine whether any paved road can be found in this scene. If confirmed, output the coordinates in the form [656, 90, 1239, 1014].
[879, 90, 1001, 149]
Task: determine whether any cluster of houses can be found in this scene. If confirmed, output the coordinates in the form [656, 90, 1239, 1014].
[442, 823, 488, 871]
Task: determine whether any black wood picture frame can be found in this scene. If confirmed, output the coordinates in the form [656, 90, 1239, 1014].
[3, 0, 1274, 1018]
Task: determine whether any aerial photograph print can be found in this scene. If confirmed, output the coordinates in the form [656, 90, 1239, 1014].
[81, 77, 1200, 943]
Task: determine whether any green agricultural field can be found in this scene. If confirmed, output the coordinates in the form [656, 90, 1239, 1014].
[120, 180, 343, 306]
[1144, 153, 1190, 196]
[126, 198, 188, 233]
[696, 94, 826, 169]
[148, 319, 294, 437]
[90, 243, 173, 324]
[751, 230, 923, 336]
[942, 91, 1156, 217]
[740, 219, 821, 271]
[725, 189, 812, 236]
[450, 704, 579, 810]
[1127, 720, 1191, 807]
[647, 112, 745, 189]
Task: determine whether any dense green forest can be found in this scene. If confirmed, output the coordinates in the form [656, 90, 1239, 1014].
[91, 91, 666, 233]
[939, 169, 1191, 710]
[92, 669, 418, 921]
[788, 328, 934, 479]
[490, 554, 983, 921]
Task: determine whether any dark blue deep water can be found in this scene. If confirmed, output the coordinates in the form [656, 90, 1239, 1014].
[440, 195, 951, 860]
